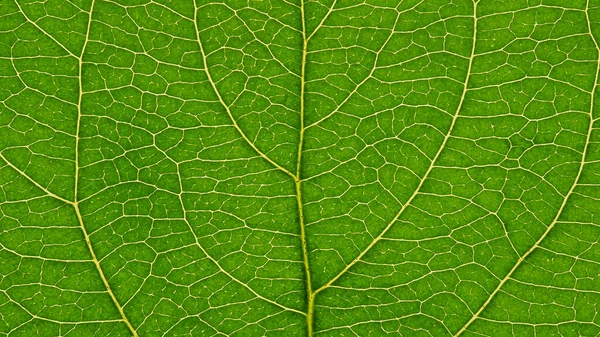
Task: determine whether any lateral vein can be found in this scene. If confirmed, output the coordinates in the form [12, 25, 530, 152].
[71, 1, 139, 335]
[453, 1, 600, 335]
[192, 11, 296, 180]
[153, 3, 307, 318]
[313, 0, 480, 297]
[0, 152, 74, 205]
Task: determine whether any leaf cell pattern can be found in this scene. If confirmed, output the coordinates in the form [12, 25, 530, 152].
[0, 0, 600, 336]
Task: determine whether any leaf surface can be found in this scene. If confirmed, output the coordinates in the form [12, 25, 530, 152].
[1, 0, 600, 336]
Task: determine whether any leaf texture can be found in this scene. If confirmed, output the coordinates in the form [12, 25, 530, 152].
[1, 0, 600, 336]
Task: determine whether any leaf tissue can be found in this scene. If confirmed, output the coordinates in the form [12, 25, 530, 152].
[1, 0, 600, 336]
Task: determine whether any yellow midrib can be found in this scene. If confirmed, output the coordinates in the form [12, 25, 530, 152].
[297, 1, 314, 336]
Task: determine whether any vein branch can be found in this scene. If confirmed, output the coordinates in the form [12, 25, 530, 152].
[70, 1, 139, 335]
[306, 0, 338, 42]
[313, 0, 480, 296]
[453, 1, 600, 335]
[304, 0, 427, 131]
[0, 152, 74, 205]
[192, 10, 296, 180]
[148, 2, 306, 318]
[11, 2, 138, 334]
[12, 0, 79, 59]
[174, 166, 306, 316]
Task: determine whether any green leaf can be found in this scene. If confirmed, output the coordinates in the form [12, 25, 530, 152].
[1, 0, 600, 336]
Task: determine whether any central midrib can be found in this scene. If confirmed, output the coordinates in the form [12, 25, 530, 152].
[297, 1, 314, 336]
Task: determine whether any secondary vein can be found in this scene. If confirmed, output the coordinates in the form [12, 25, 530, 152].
[71, 2, 139, 335]
[182, 3, 307, 318]
[3, 5, 138, 334]
[193, 14, 296, 181]
[0, 152, 74, 205]
[312, 0, 480, 297]
[453, 1, 600, 335]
